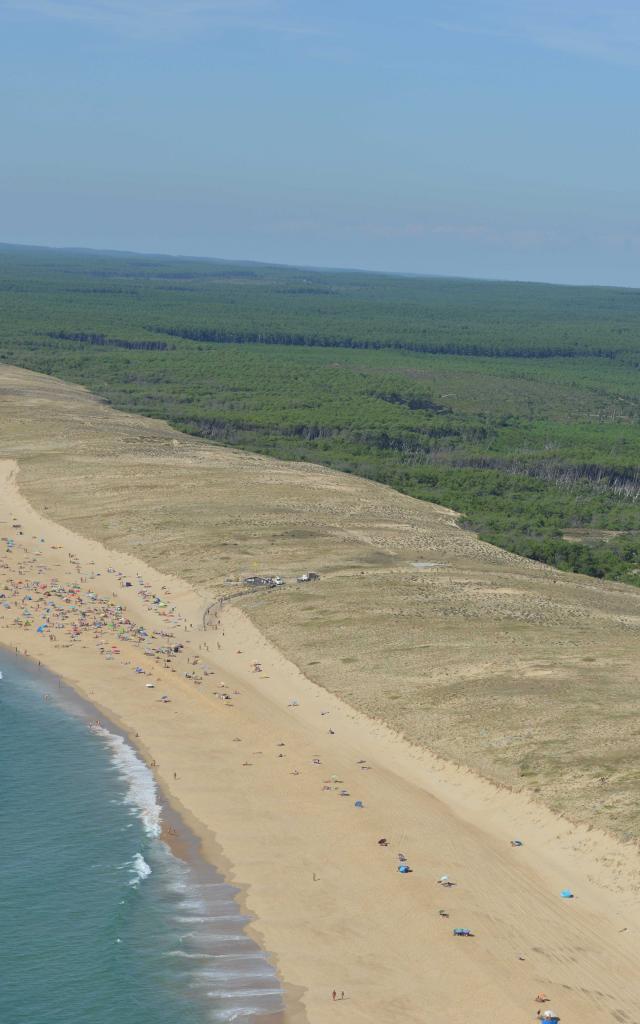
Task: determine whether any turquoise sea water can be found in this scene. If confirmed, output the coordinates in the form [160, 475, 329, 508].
[0, 651, 282, 1024]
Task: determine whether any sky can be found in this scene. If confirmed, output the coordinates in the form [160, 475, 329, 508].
[1, 1, 639, 286]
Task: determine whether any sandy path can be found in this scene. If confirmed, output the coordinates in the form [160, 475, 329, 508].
[1, 458, 639, 1024]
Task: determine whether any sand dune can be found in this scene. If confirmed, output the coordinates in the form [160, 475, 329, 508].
[2, 365, 640, 839]
[1, 364, 640, 1022]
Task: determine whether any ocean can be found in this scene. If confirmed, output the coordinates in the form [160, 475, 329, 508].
[0, 650, 283, 1024]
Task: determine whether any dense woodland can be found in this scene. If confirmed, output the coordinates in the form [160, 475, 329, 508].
[1, 243, 640, 585]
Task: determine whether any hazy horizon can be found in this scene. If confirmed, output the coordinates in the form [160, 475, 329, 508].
[1, 2, 639, 288]
[3, 238, 638, 293]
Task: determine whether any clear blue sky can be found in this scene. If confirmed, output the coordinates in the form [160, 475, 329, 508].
[1, 1, 639, 285]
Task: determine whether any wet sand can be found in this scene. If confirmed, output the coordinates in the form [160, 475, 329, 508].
[2, 457, 640, 1024]
[0, 646, 286, 1021]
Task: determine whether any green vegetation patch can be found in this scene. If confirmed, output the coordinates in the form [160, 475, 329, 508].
[1, 243, 640, 585]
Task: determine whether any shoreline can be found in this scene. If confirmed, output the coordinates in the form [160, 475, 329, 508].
[0, 646, 287, 1024]
[0, 643, 235, 885]
[2, 457, 640, 1022]
[0, 644, 295, 1024]
[0, 459, 311, 1021]
[0, 641, 305, 1023]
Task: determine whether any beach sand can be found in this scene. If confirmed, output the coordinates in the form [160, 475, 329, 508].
[3, 364, 640, 847]
[2, 456, 640, 1024]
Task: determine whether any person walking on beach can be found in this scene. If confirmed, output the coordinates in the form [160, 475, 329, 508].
[332, 990, 336, 1002]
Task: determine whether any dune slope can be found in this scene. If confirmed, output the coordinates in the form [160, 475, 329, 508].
[2, 364, 640, 839]
[2, 364, 640, 1023]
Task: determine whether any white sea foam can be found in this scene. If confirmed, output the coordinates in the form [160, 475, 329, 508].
[130, 852, 152, 886]
[212, 1010, 272, 1023]
[210, 988, 282, 1000]
[197, 968, 275, 982]
[95, 726, 161, 837]
[205, 953, 266, 961]
[175, 897, 208, 911]
[166, 951, 264, 961]
[176, 921, 243, 929]
[92, 729, 284, 1017]
[165, 950, 220, 960]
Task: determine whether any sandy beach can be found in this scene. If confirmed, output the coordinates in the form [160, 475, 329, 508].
[4, 363, 640, 848]
[2, 453, 640, 1024]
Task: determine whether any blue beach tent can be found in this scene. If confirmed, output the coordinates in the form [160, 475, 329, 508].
[560, 889, 574, 899]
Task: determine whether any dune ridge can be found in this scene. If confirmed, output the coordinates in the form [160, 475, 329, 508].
[2, 364, 640, 840]
[2, 364, 640, 1022]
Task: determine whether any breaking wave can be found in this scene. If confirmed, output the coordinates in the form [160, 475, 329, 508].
[129, 852, 152, 886]
[95, 726, 161, 837]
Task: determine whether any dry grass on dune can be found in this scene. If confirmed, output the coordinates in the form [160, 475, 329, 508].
[2, 364, 640, 840]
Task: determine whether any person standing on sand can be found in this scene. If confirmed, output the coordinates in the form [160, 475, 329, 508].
[332, 990, 336, 1001]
